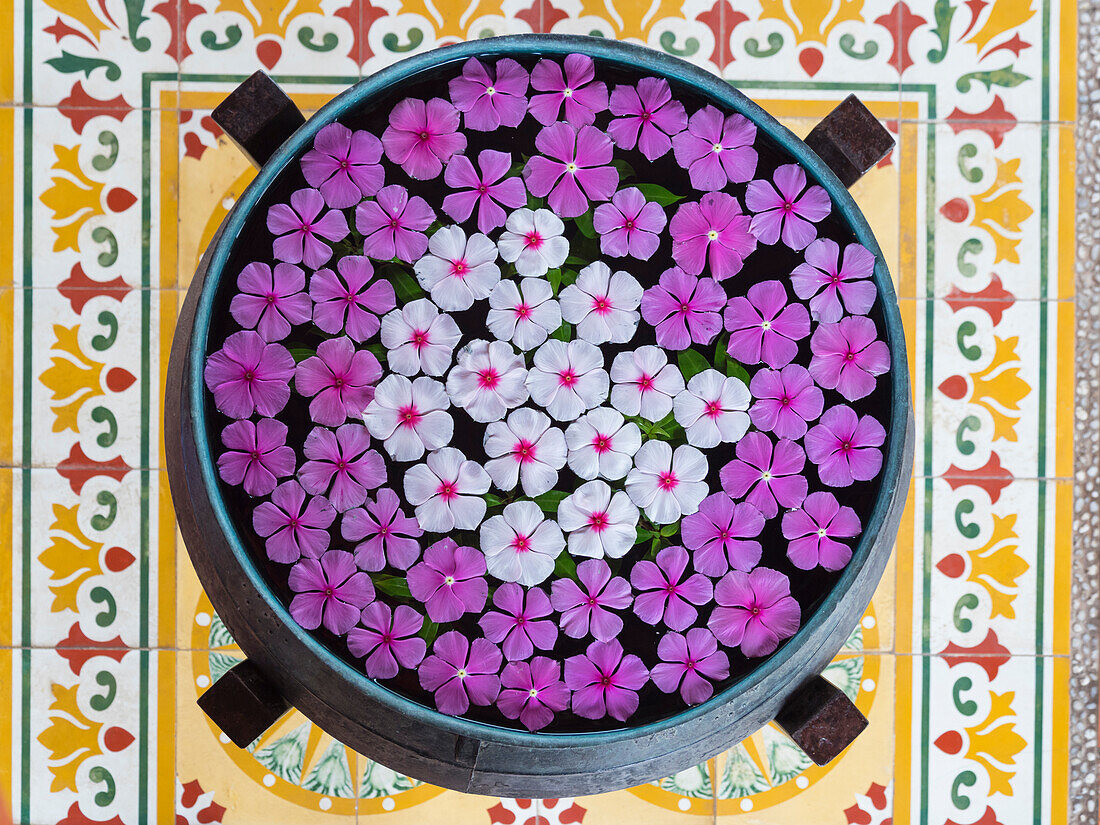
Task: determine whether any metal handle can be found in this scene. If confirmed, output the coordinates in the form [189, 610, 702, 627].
[197, 658, 290, 747]
[212, 71, 306, 169]
[774, 674, 868, 765]
[804, 94, 895, 188]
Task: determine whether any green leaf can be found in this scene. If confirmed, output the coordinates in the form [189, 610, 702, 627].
[660, 522, 680, 538]
[564, 256, 588, 267]
[484, 493, 504, 508]
[677, 349, 710, 381]
[573, 211, 596, 239]
[534, 490, 569, 513]
[550, 321, 572, 342]
[391, 270, 424, 303]
[633, 183, 685, 207]
[553, 552, 578, 581]
[634, 526, 654, 545]
[366, 343, 387, 364]
[373, 575, 411, 599]
[548, 268, 563, 294]
[526, 193, 546, 210]
[714, 333, 729, 372]
[288, 347, 315, 363]
[725, 360, 751, 385]
[611, 159, 636, 181]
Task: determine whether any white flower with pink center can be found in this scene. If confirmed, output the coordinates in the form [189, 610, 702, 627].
[564, 407, 642, 481]
[497, 208, 569, 277]
[610, 345, 686, 422]
[413, 225, 501, 311]
[556, 480, 639, 560]
[559, 261, 642, 345]
[446, 339, 529, 423]
[526, 339, 609, 422]
[625, 441, 709, 524]
[484, 408, 567, 496]
[380, 298, 461, 377]
[404, 447, 491, 532]
[480, 501, 565, 586]
[363, 374, 453, 461]
[486, 278, 562, 350]
[673, 368, 751, 449]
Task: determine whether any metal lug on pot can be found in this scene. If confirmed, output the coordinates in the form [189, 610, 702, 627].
[804, 95, 895, 188]
[212, 71, 306, 169]
[773, 674, 868, 765]
[196, 658, 290, 748]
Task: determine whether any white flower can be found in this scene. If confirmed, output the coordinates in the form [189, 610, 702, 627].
[564, 407, 642, 481]
[610, 345, 685, 421]
[380, 299, 461, 377]
[484, 408, 567, 496]
[486, 279, 562, 350]
[673, 369, 751, 449]
[526, 339, 609, 422]
[446, 339, 529, 423]
[414, 225, 501, 311]
[497, 208, 569, 277]
[557, 480, 639, 560]
[404, 447, 491, 532]
[559, 262, 642, 345]
[480, 501, 565, 586]
[625, 441, 709, 525]
[363, 375, 453, 461]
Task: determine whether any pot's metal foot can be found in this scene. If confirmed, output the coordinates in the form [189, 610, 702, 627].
[805, 95, 894, 188]
[212, 71, 305, 169]
[774, 674, 868, 765]
[197, 658, 290, 748]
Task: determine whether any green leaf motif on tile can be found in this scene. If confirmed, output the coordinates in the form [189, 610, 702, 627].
[91, 406, 117, 449]
[838, 33, 878, 60]
[208, 651, 242, 685]
[298, 27, 340, 52]
[956, 143, 984, 183]
[957, 320, 982, 360]
[957, 237, 983, 277]
[956, 415, 981, 456]
[360, 760, 420, 798]
[208, 612, 236, 648]
[200, 24, 243, 51]
[92, 131, 119, 172]
[91, 226, 118, 268]
[90, 490, 117, 532]
[953, 592, 980, 632]
[382, 28, 424, 53]
[841, 622, 864, 652]
[955, 499, 981, 539]
[45, 52, 121, 81]
[653, 763, 711, 797]
[302, 741, 355, 797]
[658, 30, 700, 58]
[90, 586, 116, 628]
[254, 723, 309, 784]
[717, 743, 770, 798]
[744, 32, 784, 58]
[89, 670, 116, 712]
[927, 0, 956, 63]
[951, 770, 978, 809]
[762, 725, 813, 784]
[821, 656, 864, 702]
[91, 311, 118, 351]
[956, 65, 1030, 93]
[88, 765, 116, 807]
[952, 675, 979, 716]
[121, 0, 151, 51]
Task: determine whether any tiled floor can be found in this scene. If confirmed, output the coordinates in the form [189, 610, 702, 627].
[0, 1, 1077, 823]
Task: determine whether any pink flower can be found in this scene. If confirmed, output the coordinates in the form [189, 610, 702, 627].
[592, 187, 667, 260]
[267, 188, 349, 269]
[526, 339, 608, 422]
[673, 369, 751, 448]
[556, 479, 639, 560]
[355, 185, 435, 263]
[478, 583, 558, 661]
[446, 339, 530, 423]
[443, 149, 527, 233]
[529, 54, 608, 126]
[559, 261, 642, 345]
[204, 330, 294, 419]
[364, 374, 453, 462]
[288, 549, 374, 635]
[229, 262, 311, 342]
[404, 447, 491, 532]
[294, 337, 381, 427]
[381, 97, 466, 180]
[681, 492, 764, 577]
[782, 491, 861, 571]
[449, 57, 529, 131]
[523, 123, 618, 218]
[341, 487, 423, 572]
[709, 567, 800, 657]
[347, 602, 426, 679]
[216, 418, 295, 496]
[480, 502, 564, 587]
[483, 408, 567, 497]
[745, 163, 831, 250]
[719, 432, 808, 519]
[651, 628, 730, 705]
[748, 365, 824, 440]
[252, 480, 335, 563]
[630, 545, 714, 632]
[723, 280, 810, 368]
[550, 558, 632, 641]
[670, 193, 756, 281]
[309, 255, 396, 342]
[808, 316, 890, 401]
[406, 538, 488, 623]
[607, 77, 687, 161]
[625, 441, 709, 524]
[299, 423, 384, 512]
[609, 346, 685, 421]
[804, 405, 885, 487]
[497, 657, 570, 732]
[565, 639, 649, 722]
[413, 226, 500, 312]
[640, 267, 725, 351]
[672, 105, 757, 192]
[419, 631, 502, 715]
[300, 122, 384, 208]
[790, 238, 877, 323]
[380, 299, 461, 377]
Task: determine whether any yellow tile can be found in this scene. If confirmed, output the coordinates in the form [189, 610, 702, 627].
[0, 647, 10, 820]
[0, 469, 11, 647]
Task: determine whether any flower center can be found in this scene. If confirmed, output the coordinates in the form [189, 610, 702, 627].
[340, 158, 349, 169]
[704, 400, 723, 419]
[381, 632, 392, 643]
[588, 511, 609, 533]
[514, 303, 531, 319]
[388, 218, 400, 229]
[761, 320, 772, 330]
[712, 142, 723, 153]
[288, 516, 300, 527]
[524, 230, 544, 250]
[761, 470, 772, 481]
[780, 395, 790, 406]
[410, 329, 429, 350]
[242, 369, 255, 381]
[323, 586, 334, 597]
[332, 375, 344, 388]
[558, 368, 577, 387]
[623, 219, 634, 230]
[566, 162, 578, 173]
[250, 449, 262, 460]
[592, 295, 611, 315]
[379, 525, 389, 535]
[418, 131, 430, 141]
[450, 258, 469, 278]
[750, 606, 761, 616]
[529, 687, 540, 697]
[658, 470, 678, 490]
[478, 184, 488, 194]
[437, 482, 457, 501]
[514, 438, 537, 464]
[641, 110, 652, 121]
[456, 668, 467, 678]
[586, 596, 598, 606]
[265, 293, 277, 304]
[444, 575, 456, 585]
[563, 87, 573, 97]
[685, 659, 697, 670]
[707, 229, 719, 241]
[512, 533, 531, 553]
[818, 527, 828, 537]
[600, 675, 613, 687]
[638, 373, 653, 391]
[336, 459, 348, 471]
[841, 441, 852, 453]
[398, 405, 421, 427]
[592, 433, 611, 454]
[486, 86, 495, 96]
[845, 350, 855, 361]
[832, 274, 841, 284]
[782, 202, 794, 213]
[718, 529, 730, 541]
[478, 367, 500, 389]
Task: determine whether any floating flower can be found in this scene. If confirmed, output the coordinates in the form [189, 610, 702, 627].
[406, 538, 488, 622]
[217, 418, 295, 497]
[670, 192, 756, 281]
[204, 330, 294, 419]
[745, 163, 831, 250]
[253, 480, 335, 564]
[480, 501, 565, 586]
[299, 423, 384, 512]
[808, 315, 890, 401]
[309, 255, 396, 342]
[672, 105, 757, 192]
[341, 487, 423, 571]
[497, 657, 570, 732]
[443, 148, 527, 233]
[484, 408, 567, 496]
[523, 123, 618, 218]
[607, 77, 687, 161]
[301, 122, 384, 208]
[419, 631, 501, 715]
[380, 298, 461, 377]
[381, 97, 466, 180]
[449, 57, 529, 131]
[651, 628, 730, 705]
[229, 261, 311, 342]
[559, 261, 642, 344]
[609, 346, 685, 421]
[782, 491, 861, 571]
[529, 53, 608, 126]
[719, 432, 807, 520]
[557, 479, 639, 560]
[267, 187, 349, 270]
[592, 187, 667, 260]
[630, 546, 713, 631]
[723, 279, 810, 368]
[625, 441, 709, 524]
[446, 339, 529, 423]
[404, 447, 491, 532]
[478, 583, 558, 660]
[347, 602, 426, 679]
[564, 407, 641, 481]
[748, 364, 824, 440]
[673, 369, 751, 449]
[363, 374, 453, 462]
[709, 567, 800, 657]
[526, 339, 609, 422]
[288, 549, 374, 636]
[486, 278, 562, 350]
[804, 405, 885, 487]
[790, 238, 877, 322]
[497, 208, 570, 277]
[564, 639, 648, 722]
[295, 337, 382, 427]
[355, 184, 435, 262]
[550, 558, 632, 641]
[639, 267, 725, 351]
[681, 493, 763, 577]
[413, 226, 501, 311]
